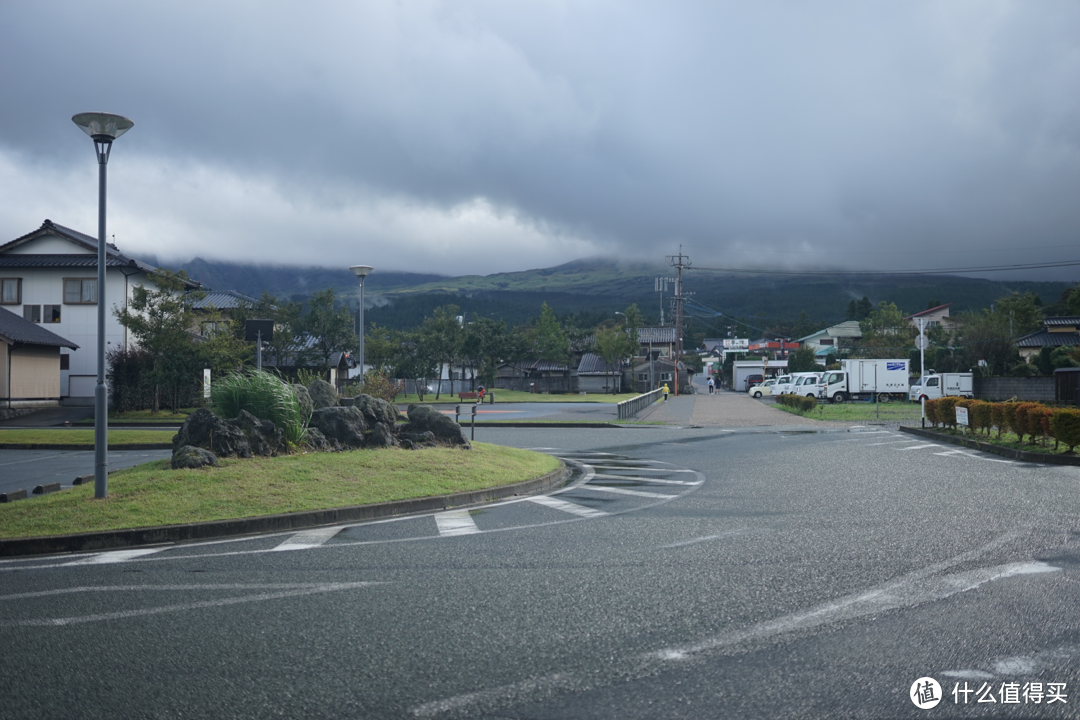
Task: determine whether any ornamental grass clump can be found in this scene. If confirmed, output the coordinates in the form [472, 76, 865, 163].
[211, 369, 310, 447]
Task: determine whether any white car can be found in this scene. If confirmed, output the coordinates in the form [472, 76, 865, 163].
[748, 378, 777, 398]
[770, 375, 794, 396]
[790, 372, 823, 397]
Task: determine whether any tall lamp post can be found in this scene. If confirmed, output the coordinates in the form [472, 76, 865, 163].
[349, 265, 373, 377]
[72, 112, 134, 500]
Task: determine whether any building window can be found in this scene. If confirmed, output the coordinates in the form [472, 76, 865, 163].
[23, 305, 41, 323]
[63, 278, 97, 304]
[660, 372, 673, 381]
[60, 354, 70, 370]
[44, 305, 61, 323]
[637, 373, 649, 381]
[1, 278, 20, 304]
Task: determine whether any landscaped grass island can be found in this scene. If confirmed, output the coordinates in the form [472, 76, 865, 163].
[0, 442, 561, 539]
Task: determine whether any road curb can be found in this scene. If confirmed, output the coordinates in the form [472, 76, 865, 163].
[0, 443, 174, 450]
[0, 464, 571, 558]
[898, 426, 1080, 465]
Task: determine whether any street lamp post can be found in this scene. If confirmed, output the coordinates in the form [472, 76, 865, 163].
[72, 112, 134, 500]
[349, 265, 373, 378]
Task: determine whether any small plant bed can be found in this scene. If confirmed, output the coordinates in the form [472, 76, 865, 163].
[0, 442, 560, 539]
[909, 426, 1078, 458]
[917, 397, 1080, 455]
[774, 401, 923, 422]
[0, 429, 175, 447]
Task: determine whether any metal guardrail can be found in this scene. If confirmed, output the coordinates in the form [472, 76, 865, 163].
[617, 388, 663, 420]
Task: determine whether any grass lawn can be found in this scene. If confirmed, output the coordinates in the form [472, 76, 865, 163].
[0, 428, 175, 446]
[396, 389, 640, 405]
[0, 442, 561, 539]
[774, 401, 924, 423]
[74, 408, 197, 424]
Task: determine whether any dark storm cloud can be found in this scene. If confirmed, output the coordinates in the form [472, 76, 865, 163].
[1, 1, 1078, 279]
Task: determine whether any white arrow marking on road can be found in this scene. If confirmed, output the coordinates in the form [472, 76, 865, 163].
[271, 526, 344, 551]
[435, 510, 481, 536]
[527, 495, 608, 518]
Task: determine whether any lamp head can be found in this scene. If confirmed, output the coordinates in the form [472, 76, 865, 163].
[350, 265, 374, 278]
[72, 112, 134, 143]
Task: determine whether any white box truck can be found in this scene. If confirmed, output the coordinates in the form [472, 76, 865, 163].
[815, 359, 910, 403]
[908, 372, 973, 402]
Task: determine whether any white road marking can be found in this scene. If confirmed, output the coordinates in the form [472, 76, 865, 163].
[933, 449, 1014, 463]
[576, 485, 675, 499]
[59, 548, 166, 565]
[527, 495, 608, 518]
[590, 466, 694, 473]
[590, 473, 700, 486]
[941, 670, 995, 680]
[866, 440, 921, 446]
[660, 529, 751, 548]
[271, 526, 344, 551]
[434, 510, 481, 536]
[0, 582, 380, 628]
[898, 443, 942, 450]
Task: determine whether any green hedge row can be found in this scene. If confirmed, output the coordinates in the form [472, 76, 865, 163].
[925, 397, 1080, 453]
[779, 394, 818, 413]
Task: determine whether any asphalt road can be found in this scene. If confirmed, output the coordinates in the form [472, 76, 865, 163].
[2, 424, 1079, 719]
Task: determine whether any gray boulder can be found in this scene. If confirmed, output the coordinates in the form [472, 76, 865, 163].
[172, 408, 252, 458]
[292, 384, 314, 420]
[308, 379, 339, 409]
[309, 406, 367, 449]
[229, 409, 286, 457]
[401, 404, 471, 448]
[399, 430, 437, 447]
[171, 445, 219, 470]
[352, 393, 401, 429]
[367, 422, 400, 449]
[303, 427, 338, 452]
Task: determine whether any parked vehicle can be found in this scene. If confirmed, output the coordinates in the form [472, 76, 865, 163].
[770, 375, 794, 396]
[815, 359, 910, 403]
[743, 374, 764, 392]
[908, 372, 973, 402]
[748, 378, 777, 398]
[790, 372, 823, 398]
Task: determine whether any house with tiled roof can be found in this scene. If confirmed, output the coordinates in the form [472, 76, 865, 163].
[1016, 316, 1080, 363]
[0, 306, 79, 409]
[0, 220, 200, 405]
[905, 303, 953, 331]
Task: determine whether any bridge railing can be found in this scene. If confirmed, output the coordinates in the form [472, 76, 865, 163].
[617, 388, 663, 420]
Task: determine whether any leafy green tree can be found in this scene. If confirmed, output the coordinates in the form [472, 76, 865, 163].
[228, 291, 307, 374]
[1068, 286, 1080, 315]
[363, 323, 397, 373]
[535, 302, 570, 392]
[463, 316, 509, 389]
[791, 311, 817, 340]
[301, 288, 359, 370]
[856, 302, 915, 358]
[594, 325, 632, 394]
[787, 345, 820, 372]
[114, 270, 203, 413]
[994, 291, 1043, 337]
[420, 305, 465, 398]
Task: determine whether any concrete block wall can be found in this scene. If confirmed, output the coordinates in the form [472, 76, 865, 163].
[974, 377, 1055, 403]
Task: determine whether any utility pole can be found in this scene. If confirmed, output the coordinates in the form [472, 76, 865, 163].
[667, 248, 690, 395]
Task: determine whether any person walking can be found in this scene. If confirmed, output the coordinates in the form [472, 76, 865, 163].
[707, 376, 715, 394]
[662, 382, 670, 401]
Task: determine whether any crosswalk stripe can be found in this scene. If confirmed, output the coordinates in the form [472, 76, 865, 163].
[60, 548, 166, 566]
[435, 510, 481, 536]
[271, 526, 344, 551]
[590, 473, 700, 486]
[527, 495, 608, 518]
[898, 443, 941, 450]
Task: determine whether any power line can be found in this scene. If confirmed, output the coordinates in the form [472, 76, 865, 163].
[687, 259, 1080, 277]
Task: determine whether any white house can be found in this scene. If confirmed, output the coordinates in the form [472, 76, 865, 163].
[0, 220, 200, 405]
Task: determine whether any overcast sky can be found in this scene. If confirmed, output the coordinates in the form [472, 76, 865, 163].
[2, 1, 1079, 281]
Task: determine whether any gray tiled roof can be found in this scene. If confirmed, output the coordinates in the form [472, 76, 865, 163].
[0, 220, 201, 289]
[636, 327, 676, 343]
[191, 290, 260, 309]
[0, 307, 79, 349]
[576, 352, 621, 375]
[1016, 329, 1080, 348]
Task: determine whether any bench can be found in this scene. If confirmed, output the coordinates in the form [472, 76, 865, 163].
[458, 392, 479, 400]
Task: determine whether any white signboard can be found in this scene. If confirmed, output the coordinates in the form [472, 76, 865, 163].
[723, 338, 750, 350]
[203, 369, 212, 399]
[955, 406, 969, 427]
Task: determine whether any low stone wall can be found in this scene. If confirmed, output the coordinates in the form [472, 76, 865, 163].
[974, 376, 1055, 403]
[0, 408, 36, 422]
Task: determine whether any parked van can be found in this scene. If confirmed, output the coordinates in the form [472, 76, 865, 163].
[743, 374, 764, 392]
[790, 372, 823, 398]
[748, 378, 777, 398]
[770, 375, 794, 396]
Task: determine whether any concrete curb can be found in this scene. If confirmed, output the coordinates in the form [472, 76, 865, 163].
[0, 443, 174, 450]
[0, 464, 571, 558]
[898, 426, 1080, 465]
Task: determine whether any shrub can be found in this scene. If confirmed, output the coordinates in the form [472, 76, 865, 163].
[211, 369, 310, 447]
[779, 394, 817, 413]
[1013, 402, 1044, 445]
[1049, 409, 1080, 453]
[967, 400, 993, 435]
[1000, 402, 1024, 439]
[937, 397, 961, 429]
[1038, 407, 1057, 450]
[360, 369, 403, 404]
[989, 403, 1007, 438]
[923, 398, 939, 427]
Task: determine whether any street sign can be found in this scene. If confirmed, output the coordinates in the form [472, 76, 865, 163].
[916, 335, 928, 350]
[956, 406, 969, 426]
[723, 338, 749, 350]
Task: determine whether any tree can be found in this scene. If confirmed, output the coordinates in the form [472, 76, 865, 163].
[787, 345, 820, 373]
[301, 288, 359, 370]
[993, 291, 1043, 337]
[534, 302, 570, 392]
[363, 323, 397, 373]
[114, 269, 203, 413]
[594, 325, 633, 394]
[856, 302, 915, 358]
[464, 316, 509, 389]
[791, 311, 817, 341]
[846, 296, 873, 321]
[420, 305, 464, 399]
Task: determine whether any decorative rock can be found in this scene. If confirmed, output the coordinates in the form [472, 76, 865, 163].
[399, 431, 437, 447]
[303, 427, 337, 452]
[367, 422, 400, 449]
[171, 445, 220, 469]
[401, 404, 471, 448]
[229, 409, 286, 456]
[172, 408, 252, 458]
[309, 406, 368, 449]
[292, 384, 314, 420]
[352, 394, 401, 429]
[308, 379, 339, 409]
